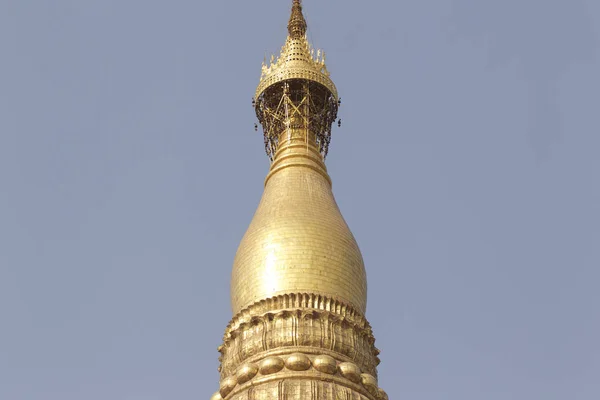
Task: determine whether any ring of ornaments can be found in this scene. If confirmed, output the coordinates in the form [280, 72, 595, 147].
[213, 353, 388, 400]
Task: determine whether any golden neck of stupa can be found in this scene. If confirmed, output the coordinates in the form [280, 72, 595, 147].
[265, 111, 330, 188]
[212, 2, 387, 400]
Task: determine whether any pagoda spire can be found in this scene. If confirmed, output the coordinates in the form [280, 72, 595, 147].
[255, 0, 338, 161]
[211, 2, 388, 399]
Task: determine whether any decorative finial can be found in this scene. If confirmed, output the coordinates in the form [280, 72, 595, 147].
[255, 0, 339, 160]
[288, 0, 307, 38]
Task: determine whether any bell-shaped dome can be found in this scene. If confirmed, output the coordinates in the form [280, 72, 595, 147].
[230, 132, 367, 315]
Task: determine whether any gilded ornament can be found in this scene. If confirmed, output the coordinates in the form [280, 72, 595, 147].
[219, 376, 237, 398]
[210, 391, 222, 400]
[235, 363, 258, 384]
[218, 303, 380, 379]
[253, 0, 339, 160]
[361, 373, 379, 396]
[338, 362, 362, 383]
[284, 353, 311, 371]
[223, 294, 370, 338]
[258, 357, 285, 375]
[312, 355, 337, 375]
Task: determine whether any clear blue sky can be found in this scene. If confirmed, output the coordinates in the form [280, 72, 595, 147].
[1, 1, 599, 399]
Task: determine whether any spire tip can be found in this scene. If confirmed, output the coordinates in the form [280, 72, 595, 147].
[288, 0, 307, 38]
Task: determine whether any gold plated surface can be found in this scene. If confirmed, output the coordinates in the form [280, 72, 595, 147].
[230, 130, 367, 315]
[213, 2, 386, 399]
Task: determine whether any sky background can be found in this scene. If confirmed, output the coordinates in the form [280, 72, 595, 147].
[1, 0, 599, 399]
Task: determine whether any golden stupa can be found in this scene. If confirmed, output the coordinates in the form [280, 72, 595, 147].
[212, 2, 387, 399]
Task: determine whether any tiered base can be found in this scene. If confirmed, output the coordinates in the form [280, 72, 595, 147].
[212, 294, 387, 400]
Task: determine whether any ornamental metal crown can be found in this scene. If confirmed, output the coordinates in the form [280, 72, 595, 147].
[255, 0, 337, 101]
[254, 0, 340, 160]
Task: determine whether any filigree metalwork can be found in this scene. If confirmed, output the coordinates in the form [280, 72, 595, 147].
[254, 0, 339, 160]
[255, 80, 338, 160]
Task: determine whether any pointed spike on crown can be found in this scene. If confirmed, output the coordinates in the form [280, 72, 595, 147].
[288, 0, 307, 38]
